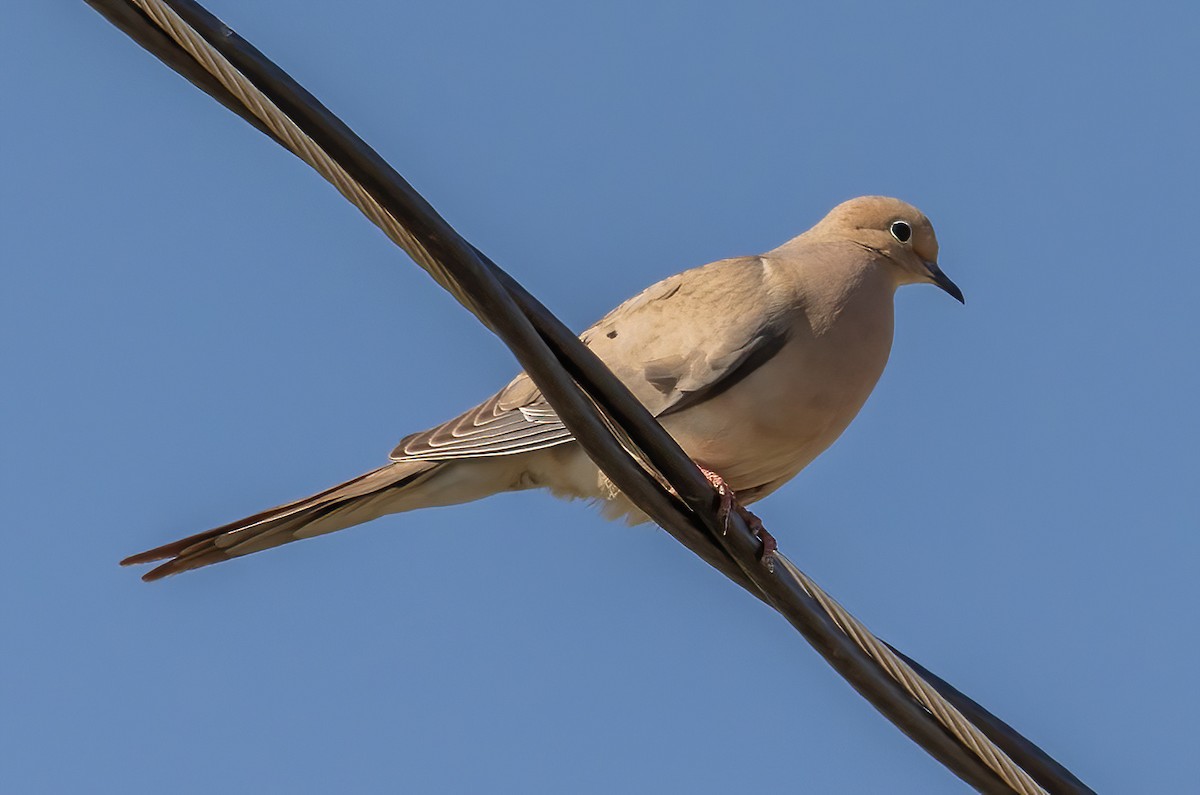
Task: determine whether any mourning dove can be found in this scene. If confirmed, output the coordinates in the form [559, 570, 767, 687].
[122, 195, 962, 580]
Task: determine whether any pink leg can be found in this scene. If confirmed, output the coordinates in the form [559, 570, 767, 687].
[697, 466, 777, 566]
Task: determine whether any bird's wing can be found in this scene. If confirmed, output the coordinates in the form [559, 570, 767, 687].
[390, 374, 574, 461]
[391, 255, 794, 462]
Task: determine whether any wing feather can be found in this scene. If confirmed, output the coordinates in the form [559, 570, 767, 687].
[391, 373, 573, 461]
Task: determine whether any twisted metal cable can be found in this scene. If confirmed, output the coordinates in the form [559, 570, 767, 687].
[777, 554, 1045, 794]
[97, 3, 1061, 792]
[130, 0, 486, 324]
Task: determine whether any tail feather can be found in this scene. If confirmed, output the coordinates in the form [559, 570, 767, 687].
[121, 461, 437, 581]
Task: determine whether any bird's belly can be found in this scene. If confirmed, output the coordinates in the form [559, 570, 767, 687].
[661, 328, 890, 492]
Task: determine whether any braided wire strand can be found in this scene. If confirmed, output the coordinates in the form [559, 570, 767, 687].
[777, 555, 1045, 795]
[131, 0, 487, 324]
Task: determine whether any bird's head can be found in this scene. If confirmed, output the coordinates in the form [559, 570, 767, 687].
[817, 196, 963, 303]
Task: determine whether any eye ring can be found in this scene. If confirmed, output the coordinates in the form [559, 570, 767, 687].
[890, 220, 912, 243]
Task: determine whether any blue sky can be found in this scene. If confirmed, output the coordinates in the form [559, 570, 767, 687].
[4, 2, 1197, 792]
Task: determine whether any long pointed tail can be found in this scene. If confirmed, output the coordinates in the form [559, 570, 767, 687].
[121, 461, 439, 581]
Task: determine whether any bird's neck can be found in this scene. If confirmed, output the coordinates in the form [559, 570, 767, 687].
[780, 245, 898, 337]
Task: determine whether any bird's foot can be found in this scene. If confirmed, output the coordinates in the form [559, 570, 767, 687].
[738, 508, 777, 560]
[698, 466, 776, 569]
[699, 466, 736, 531]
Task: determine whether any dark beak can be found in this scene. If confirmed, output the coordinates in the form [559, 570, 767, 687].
[925, 261, 964, 304]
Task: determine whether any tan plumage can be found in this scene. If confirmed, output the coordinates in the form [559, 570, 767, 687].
[122, 196, 962, 581]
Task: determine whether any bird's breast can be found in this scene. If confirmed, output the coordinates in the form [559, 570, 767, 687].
[662, 275, 896, 492]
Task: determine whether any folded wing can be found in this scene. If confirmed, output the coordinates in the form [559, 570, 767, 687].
[391, 255, 793, 463]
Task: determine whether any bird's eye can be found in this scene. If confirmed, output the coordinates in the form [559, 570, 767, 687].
[890, 221, 912, 243]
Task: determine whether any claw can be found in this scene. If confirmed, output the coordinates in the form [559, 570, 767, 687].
[697, 465, 776, 567]
[700, 466, 735, 534]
